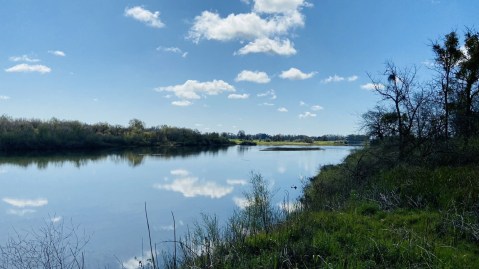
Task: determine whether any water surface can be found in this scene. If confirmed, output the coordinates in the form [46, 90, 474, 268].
[0, 145, 355, 267]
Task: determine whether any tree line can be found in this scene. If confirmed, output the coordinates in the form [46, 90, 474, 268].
[0, 116, 232, 151]
[225, 131, 367, 145]
[362, 29, 479, 158]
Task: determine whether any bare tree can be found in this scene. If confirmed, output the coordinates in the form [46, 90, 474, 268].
[368, 62, 418, 157]
[0, 218, 88, 269]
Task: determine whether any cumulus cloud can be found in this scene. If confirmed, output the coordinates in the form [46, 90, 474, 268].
[3, 198, 48, 208]
[253, 0, 312, 14]
[172, 100, 193, 107]
[278, 201, 301, 213]
[322, 74, 358, 83]
[226, 179, 248, 186]
[322, 75, 344, 83]
[188, 0, 309, 55]
[260, 102, 275, 106]
[0, 96, 10, 101]
[361, 83, 385, 90]
[48, 50, 66, 57]
[348, 75, 359, 81]
[298, 111, 316, 118]
[277, 107, 288, 112]
[154, 177, 233, 199]
[233, 196, 251, 209]
[156, 80, 235, 100]
[235, 70, 271, 83]
[228, 93, 250, 99]
[257, 89, 277, 99]
[311, 105, 323, 111]
[157, 46, 188, 58]
[125, 6, 165, 28]
[9, 55, 40, 63]
[188, 11, 303, 43]
[236, 38, 297, 56]
[280, 67, 316, 80]
[5, 64, 51, 74]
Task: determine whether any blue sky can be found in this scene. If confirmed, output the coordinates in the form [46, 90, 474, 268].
[0, 0, 477, 135]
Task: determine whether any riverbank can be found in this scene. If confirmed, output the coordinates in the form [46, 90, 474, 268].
[161, 138, 479, 268]
[230, 139, 347, 146]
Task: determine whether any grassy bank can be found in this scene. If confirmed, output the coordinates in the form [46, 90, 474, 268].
[154, 138, 479, 268]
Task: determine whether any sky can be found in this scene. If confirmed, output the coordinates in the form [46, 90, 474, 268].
[0, 0, 477, 136]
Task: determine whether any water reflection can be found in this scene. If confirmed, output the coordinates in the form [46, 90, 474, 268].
[0, 146, 231, 169]
[2, 197, 49, 216]
[154, 169, 233, 198]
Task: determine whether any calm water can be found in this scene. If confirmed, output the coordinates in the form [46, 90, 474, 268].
[0, 145, 355, 267]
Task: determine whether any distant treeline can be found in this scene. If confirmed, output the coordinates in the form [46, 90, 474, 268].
[0, 116, 233, 151]
[224, 131, 368, 145]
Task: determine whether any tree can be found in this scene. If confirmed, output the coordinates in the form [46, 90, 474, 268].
[367, 62, 419, 157]
[432, 31, 464, 139]
[456, 29, 479, 138]
[237, 130, 246, 140]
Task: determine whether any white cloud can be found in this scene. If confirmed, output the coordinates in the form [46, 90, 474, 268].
[298, 112, 316, 118]
[347, 75, 359, 81]
[236, 37, 297, 56]
[322, 75, 344, 83]
[9, 55, 40, 63]
[361, 83, 385, 90]
[189, 11, 303, 43]
[228, 93, 250, 99]
[48, 50, 66, 57]
[0, 96, 10, 101]
[235, 70, 271, 83]
[280, 67, 316, 80]
[226, 179, 248, 186]
[253, 0, 312, 14]
[310, 105, 323, 111]
[299, 101, 307, 106]
[171, 100, 193, 107]
[233, 196, 251, 209]
[3, 198, 48, 208]
[154, 177, 233, 199]
[125, 6, 165, 28]
[5, 64, 51, 74]
[278, 201, 301, 213]
[171, 169, 190, 177]
[260, 102, 275, 106]
[157, 46, 188, 58]
[188, 2, 305, 56]
[257, 89, 277, 99]
[157, 80, 235, 100]
[277, 107, 288, 112]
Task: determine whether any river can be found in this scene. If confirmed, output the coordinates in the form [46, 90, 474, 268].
[0, 145, 355, 267]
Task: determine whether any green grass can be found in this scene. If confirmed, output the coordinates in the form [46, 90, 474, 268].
[160, 139, 479, 269]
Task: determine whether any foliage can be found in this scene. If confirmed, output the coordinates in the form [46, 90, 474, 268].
[0, 116, 233, 151]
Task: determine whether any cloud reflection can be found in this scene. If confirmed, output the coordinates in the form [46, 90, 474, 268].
[2, 197, 48, 208]
[155, 176, 233, 199]
[7, 208, 36, 216]
[170, 169, 190, 177]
